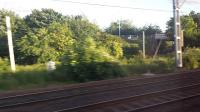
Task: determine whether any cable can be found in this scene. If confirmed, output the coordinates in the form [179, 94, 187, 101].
[1, 0, 191, 15]
[51, 0, 173, 13]
[180, 0, 186, 8]
[185, 0, 200, 4]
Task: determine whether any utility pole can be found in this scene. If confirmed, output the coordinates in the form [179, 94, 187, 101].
[173, 0, 183, 67]
[143, 31, 145, 58]
[118, 20, 121, 37]
[6, 16, 16, 72]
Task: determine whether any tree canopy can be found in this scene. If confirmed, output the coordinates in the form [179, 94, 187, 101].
[0, 9, 26, 57]
[24, 9, 67, 30]
[16, 22, 74, 63]
[2, 8, 199, 65]
[67, 16, 100, 40]
[105, 20, 139, 35]
[166, 11, 200, 47]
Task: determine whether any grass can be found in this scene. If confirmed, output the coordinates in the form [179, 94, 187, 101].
[0, 64, 46, 90]
[0, 63, 76, 90]
[0, 56, 179, 91]
[121, 56, 176, 75]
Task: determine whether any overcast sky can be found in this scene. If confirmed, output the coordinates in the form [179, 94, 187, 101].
[1, 0, 200, 31]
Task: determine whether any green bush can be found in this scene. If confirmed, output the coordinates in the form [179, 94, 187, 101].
[123, 56, 147, 74]
[60, 37, 126, 82]
[123, 43, 140, 59]
[0, 58, 10, 73]
[149, 57, 175, 73]
[61, 62, 125, 82]
[183, 48, 200, 69]
[122, 56, 175, 75]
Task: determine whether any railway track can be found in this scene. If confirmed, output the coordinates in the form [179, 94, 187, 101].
[0, 71, 194, 107]
[54, 83, 200, 112]
[0, 70, 200, 112]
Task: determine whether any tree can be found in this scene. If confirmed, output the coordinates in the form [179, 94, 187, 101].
[166, 15, 196, 37]
[67, 15, 100, 40]
[166, 13, 199, 47]
[96, 33, 124, 58]
[181, 15, 196, 37]
[24, 8, 67, 30]
[61, 37, 123, 82]
[141, 25, 162, 35]
[105, 20, 139, 35]
[189, 11, 200, 28]
[16, 22, 74, 64]
[106, 21, 162, 57]
[0, 9, 27, 58]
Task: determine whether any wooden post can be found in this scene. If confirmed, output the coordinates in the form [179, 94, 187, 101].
[153, 40, 162, 59]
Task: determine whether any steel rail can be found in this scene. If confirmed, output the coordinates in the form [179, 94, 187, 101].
[54, 83, 200, 112]
[0, 70, 199, 111]
[0, 73, 196, 109]
[1, 70, 199, 101]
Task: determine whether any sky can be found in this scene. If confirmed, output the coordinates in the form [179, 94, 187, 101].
[1, 0, 200, 31]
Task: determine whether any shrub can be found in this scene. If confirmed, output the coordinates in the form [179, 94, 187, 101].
[60, 37, 126, 82]
[183, 48, 200, 69]
[123, 43, 140, 59]
[149, 57, 175, 73]
[61, 62, 125, 82]
[0, 58, 10, 73]
[122, 56, 175, 75]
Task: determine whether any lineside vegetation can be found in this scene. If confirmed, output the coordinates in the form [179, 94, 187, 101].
[0, 9, 200, 90]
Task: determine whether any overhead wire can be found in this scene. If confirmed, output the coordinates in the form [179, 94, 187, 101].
[1, 0, 199, 15]
[185, 0, 200, 4]
[51, 0, 173, 13]
[2, 0, 193, 14]
[179, 0, 186, 8]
